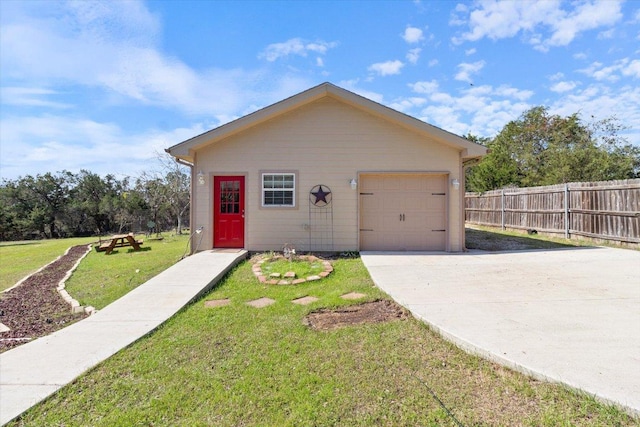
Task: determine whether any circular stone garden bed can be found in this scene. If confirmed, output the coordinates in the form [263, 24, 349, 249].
[251, 254, 333, 285]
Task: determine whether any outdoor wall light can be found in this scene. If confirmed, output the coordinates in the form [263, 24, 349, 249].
[350, 178, 357, 190]
[451, 178, 460, 190]
[197, 170, 205, 186]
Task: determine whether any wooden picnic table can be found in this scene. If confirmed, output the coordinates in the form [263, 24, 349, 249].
[96, 233, 144, 255]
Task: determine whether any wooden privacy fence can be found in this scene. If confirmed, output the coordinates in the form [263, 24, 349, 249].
[465, 179, 640, 244]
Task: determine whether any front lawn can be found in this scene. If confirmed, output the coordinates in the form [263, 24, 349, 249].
[11, 257, 636, 426]
[64, 234, 190, 309]
[0, 237, 96, 292]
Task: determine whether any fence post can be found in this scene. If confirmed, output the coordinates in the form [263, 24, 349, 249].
[501, 189, 505, 230]
[564, 183, 569, 239]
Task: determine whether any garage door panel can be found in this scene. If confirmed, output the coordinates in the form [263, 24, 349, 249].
[382, 176, 402, 191]
[404, 178, 424, 191]
[404, 197, 428, 212]
[426, 175, 446, 191]
[360, 174, 448, 251]
[360, 195, 381, 211]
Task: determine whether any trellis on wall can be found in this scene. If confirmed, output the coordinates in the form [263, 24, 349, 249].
[308, 185, 334, 251]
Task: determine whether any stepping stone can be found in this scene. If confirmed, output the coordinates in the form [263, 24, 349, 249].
[340, 292, 367, 300]
[269, 273, 281, 278]
[204, 298, 231, 308]
[247, 297, 276, 308]
[292, 296, 319, 305]
[284, 271, 296, 278]
[0, 322, 10, 333]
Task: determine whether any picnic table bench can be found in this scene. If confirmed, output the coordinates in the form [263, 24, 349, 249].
[96, 233, 144, 254]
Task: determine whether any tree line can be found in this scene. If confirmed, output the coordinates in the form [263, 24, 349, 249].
[466, 106, 640, 192]
[0, 155, 190, 241]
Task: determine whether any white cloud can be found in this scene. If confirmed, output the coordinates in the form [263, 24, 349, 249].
[598, 28, 615, 40]
[0, 114, 208, 179]
[622, 59, 640, 78]
[579, 58, 639, 82]
[402, 26, 424, 43]
[550, 81, 578, 93]
[409, 80, 439, 94]
[390, 97, 427, 112]
[0, 87, 72, 109]
[494, 85, 534, 100]
[545, 1, 622, 48]
[465, 48, 477, 56]
[338, 79, 384, 103]
[406, 48, 421, 64]
[452, 0, 624, 52]
[550, 83, 640, 145]
[455, 60, 486, 83]
[0, 2, 315, 117]
[428, 59, 439, 67]
[400, 81, 537, 138]
[259, 38, 337, 62]
[368, 60, 405, 76]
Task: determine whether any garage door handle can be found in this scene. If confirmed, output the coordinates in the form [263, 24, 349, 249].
[432, 229, 446, 232]
[399, 214, 405, 221]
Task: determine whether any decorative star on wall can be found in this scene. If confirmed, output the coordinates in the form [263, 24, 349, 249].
[310, 185, 332, 206]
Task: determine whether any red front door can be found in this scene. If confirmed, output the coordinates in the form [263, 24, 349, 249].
[213, 176, 245, 248]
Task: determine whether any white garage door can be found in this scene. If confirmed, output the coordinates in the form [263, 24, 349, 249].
[359, 174, 447, 251]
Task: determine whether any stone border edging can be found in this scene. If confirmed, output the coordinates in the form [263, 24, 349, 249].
[251, 255, 333, 285]
[56, 244, 96, 315]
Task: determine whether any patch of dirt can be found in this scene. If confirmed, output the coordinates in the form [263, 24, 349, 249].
[303, 300, 410, 331]
[465, 228, 571, 251]
[0, 245, 89, 353]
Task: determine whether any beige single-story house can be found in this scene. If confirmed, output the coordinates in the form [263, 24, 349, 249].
[166, 82, 486, 253]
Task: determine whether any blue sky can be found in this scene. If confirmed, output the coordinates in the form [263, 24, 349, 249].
[1, 0, 639, 180]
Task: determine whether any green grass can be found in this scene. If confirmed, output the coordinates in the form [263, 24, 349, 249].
[11, 258, 637, 426]
[0, 237, 97, 292]
[258, 255, 325, 278]
[64, 234, 190, 309]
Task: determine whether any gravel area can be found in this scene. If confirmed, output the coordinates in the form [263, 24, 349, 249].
[0, 246, 89, 353]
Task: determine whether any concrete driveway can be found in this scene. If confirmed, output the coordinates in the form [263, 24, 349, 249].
[361, 247, 640, 415]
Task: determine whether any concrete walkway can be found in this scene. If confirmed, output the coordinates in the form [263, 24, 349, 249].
[361, 247, 640, 416]
[0, 250, 247, 425]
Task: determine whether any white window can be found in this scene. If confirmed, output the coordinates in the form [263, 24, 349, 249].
[262, 173, 295, 207]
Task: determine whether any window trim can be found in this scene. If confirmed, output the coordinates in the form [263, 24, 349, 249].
[260, 171, 298, 209]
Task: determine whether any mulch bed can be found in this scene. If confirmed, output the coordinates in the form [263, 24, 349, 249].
[0, 245, 89, 353]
